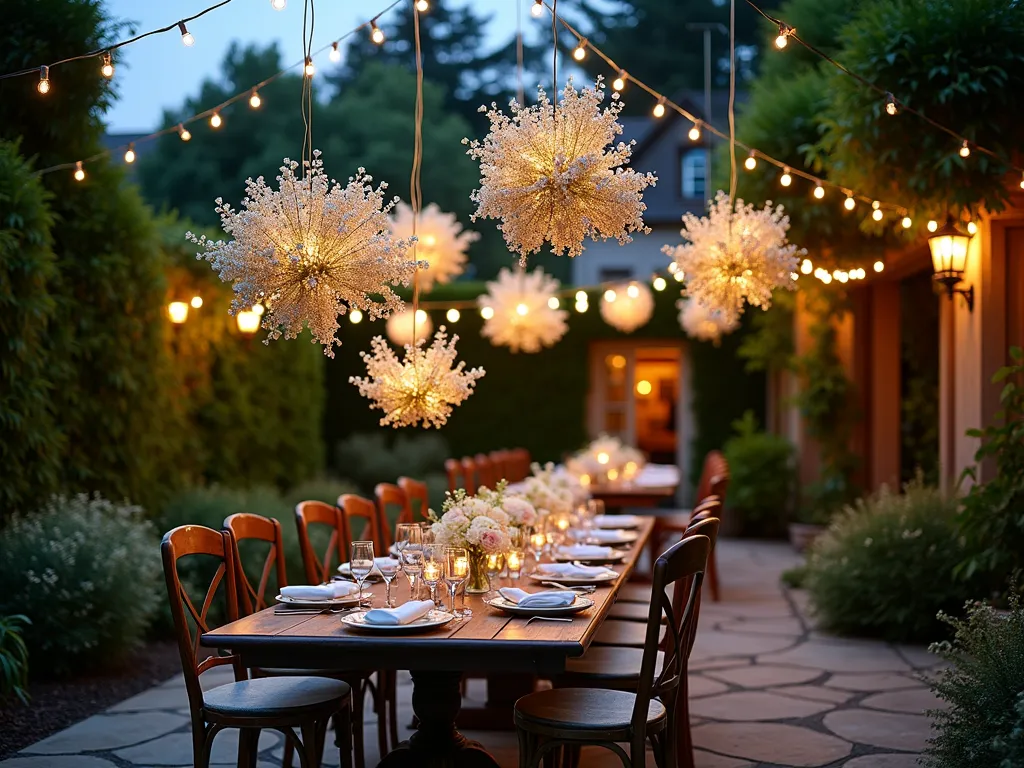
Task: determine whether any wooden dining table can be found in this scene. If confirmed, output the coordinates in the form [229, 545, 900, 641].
[202, 519, 654, 768]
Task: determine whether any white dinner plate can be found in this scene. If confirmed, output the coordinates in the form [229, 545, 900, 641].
[275, 591, 370, 608]
[486, 595, 594, 617]
[527, 569, 618, 586]
[553, 550, 627, 564]
[593, 515, 642, 530]
[340, 609, 455, 633]
[577, 529, 639, 546]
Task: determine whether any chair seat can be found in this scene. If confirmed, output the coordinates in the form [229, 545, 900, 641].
[515, 687, 666, 736]
[254, 667, 356, 678]
[204, 676, 350, 718]
[607, 601, 667, 623]
[593, 619, 665, 648]
[562, 646, 663, 684]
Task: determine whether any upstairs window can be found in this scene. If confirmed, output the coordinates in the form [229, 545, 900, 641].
[681, 149, 708, 200]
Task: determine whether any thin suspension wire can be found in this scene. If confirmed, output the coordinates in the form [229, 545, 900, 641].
[0, 0, 237, 81]
[728, 0, 737, 205]
[744, 0, 1023, 173]
[32, 0, 404, 177]
[516, 0, 525, 105]
[410, 0, 426, 339]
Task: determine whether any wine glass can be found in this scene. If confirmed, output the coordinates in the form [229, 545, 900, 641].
[485, 552, 505, 597]
[586, 499, 605, 529]
[422, 545, 442, 606]
[349, 541, 375, 608]
[396, 524, 423, 600]
[444, 547, 469, 620]
[377, 557, 400, 608]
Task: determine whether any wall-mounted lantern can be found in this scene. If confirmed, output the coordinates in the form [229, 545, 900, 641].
[928, 214, 974, 311]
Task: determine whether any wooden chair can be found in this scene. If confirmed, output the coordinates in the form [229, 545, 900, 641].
[489, 450, 511, 484]
[223, 513, 368, 768]
[161, 524, 352, 768]
[444, 459, 463, 494]
[474, 453, 500, 489]
[514, 532, 711, 768]
[295, 501, 348, 585]
[373, 483, 411, 553]
[508, 448, 532, 482]
[398, 476, 431, 521]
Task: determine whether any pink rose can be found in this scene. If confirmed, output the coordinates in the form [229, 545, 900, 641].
[478, 529, 503, 553]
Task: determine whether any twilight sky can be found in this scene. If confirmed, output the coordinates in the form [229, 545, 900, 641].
[103, 0, 525, 132]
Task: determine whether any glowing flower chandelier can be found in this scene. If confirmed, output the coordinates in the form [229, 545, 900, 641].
[386, 308, 433, 347]
[600, 280, 654, 333]
[464, 78, 656, 266]
[478, 267, 568, 353]
[663, 190, 801, 318]
[677, 297, 740, 344]
[189, 152, 418, 357]
[389, 202, 478, 291]
[350, 329, 486, 429]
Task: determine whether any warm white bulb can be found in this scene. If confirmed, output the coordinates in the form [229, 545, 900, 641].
[800, 259, 813, 275]
[603, 289, 616, 302]
[902, 216, 912, 229]
[480, 306, 494, 320]
[100, 55, 114, 79]
[530, 0, 544, 17]
[874, 260, 885, 273]
[73, 163, 85, 182]
[872, 209, 883, 222]
[872, 200, 881, 210]
[575, 290, 587, 302]
[626, 283, 640, 299]
[885, 94, 898, 116]
[271, 0, 286, 9]
[37, 67, 50, 94]
[329, 43, 341, 62]
[210, 113, 222, 128]
[744, 154, 756, 170]
[252, 304, 265, 316]
[249, 91, 261, 108]
[573, 44, 586, 61]
[516, 303, 529, 316]
[415, 309, 428, 324]
[371, 25, 385, 44]
[775, 34, 788, 49]
[688, 124, 701, 142]
[844, 196, 856, 211]
[179, 22, 194, 47]
[190, 296, 203, 309]
[416, 0, 429, 10]
[780, 170, 792, 187]
[612, 74, 626, 92]
[547, 297, 560, 309]
[304, 58, 315, 77]
[673, 270, 685, 282]
[124, 147, 135, 164]
[349, 309, 363, 324]
[967, 221, 978, 235]
[959, 141, 970, 158]
[575, 301, 588, 313]
[927, 220, 938, 233]
[653, 101, 666, 118]
[652, 276, 667, 291]
[179, 126, 192, 141]
[446, 308, 460, 323]
[813, 185, 825, 199]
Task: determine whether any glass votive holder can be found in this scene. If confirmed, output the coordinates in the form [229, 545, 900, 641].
[506, 549, 523, 580]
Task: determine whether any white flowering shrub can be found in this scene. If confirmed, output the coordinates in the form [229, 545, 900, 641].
[0, 494, 161, 677]
[804, 479, 970, 643]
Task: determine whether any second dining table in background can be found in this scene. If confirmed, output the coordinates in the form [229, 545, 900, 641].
[202, 518, 654, 768]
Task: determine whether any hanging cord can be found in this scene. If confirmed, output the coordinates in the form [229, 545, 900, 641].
[516, 0, 525, 105]
[729, 0, 737, 205]
[410, 0, 425, 343]
[301, 0, 316, 183]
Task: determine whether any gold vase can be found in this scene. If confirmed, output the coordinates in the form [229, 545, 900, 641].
[466, 548, 491, 594]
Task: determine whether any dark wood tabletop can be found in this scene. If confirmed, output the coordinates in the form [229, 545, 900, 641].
[202, 518, 653, 677]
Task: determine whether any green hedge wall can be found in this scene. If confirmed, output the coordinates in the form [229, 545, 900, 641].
[323, 279, 766, 482]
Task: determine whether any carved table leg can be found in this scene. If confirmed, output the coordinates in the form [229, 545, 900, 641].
[377, 670, 499, 768]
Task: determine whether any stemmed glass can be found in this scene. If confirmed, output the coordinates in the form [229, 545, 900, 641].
[485, 552, 505, 598]
[422, 545, 442, 607]
[444, 547, 469, 620]
[377, 557, 400, 608]
[396, 524, 423, 600]
[350, 541, 375, 608]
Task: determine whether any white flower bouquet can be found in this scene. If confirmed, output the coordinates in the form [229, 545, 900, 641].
[429, 485, 515, 554]
[566, 434, 646, 481]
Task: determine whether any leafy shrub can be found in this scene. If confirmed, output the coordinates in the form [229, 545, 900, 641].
[805, 480, 971, 643]
[0, 614, 30, 704]
[723, 411, 795, 536]
[0, 495, 161, 677]
[333, 433, 449, 492]
[925, 598, 1024, 767]
[957, 347, 1024, 594]
[282, 478, 357, 508]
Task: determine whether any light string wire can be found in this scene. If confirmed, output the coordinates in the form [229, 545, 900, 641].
[515, 0, 525, 106]
[745, 0, 1024, 175]
[31, 0, 405, 178]
[301, 0, 316, 180]
[410, 0, 425, 343]
[543, 3, 914, 217]
[0, 0, 237, 81]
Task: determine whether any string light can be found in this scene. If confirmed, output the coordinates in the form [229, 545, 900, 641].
[73, 161, 85, 182]
[871, 201, 883, 221]
[573, 39, 587, 61]
[37, 66, 50, 94]
[800, 259, 812, 274]
[774, 23, 793, 49]
[178, 21, 195, 47]
[531, 0, 544, 17]
[480, 306, 494, 320]
[959, 140, 971, 158]
[370, 20, 385, 44]
[780, 167, 792, 187]
[252, 304, 265, 316]
[329, 41, 341, 62]
[612, 71, 626, 92]
[652, 97, 666, 118]
[124, 144, 136, 164]
[178, 124, 191, 141]
[446, 308, 460, 323]
[626, 284, 640, 299]
[190, 296, 203, 309]
[844, 195, 856, 211]
[744, 151, 756, 171]
[884, 92, 897, 116]
[967, 221, 978, 235]
[673, 269, 685, 282]
[249, 89, 262, 108]
[271, 0, 286, 8]
[652, 276, 667, 291]
[349, 309, 363, 324]
[100, 53, 114, 79]
[515, 302, 530, 316]
[1020, 171, 1024, 190]
[813, 184, 825, 199]
[416, 0, 429, 10]
[603, 288, 617, 302]
[548, 296, 560, 309]
[688, 122, 701, 142]
[304, 56, 315, 77]
[874, 260, 885, 272]
[209, 112, 222, 128]
[575, 299, 588, 313]
[927, 219, 938, 233]
[902, 215, 912, 229]
[575, 291, 587, 302]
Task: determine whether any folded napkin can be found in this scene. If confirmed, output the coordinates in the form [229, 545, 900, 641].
[499, 588, 576, 608]
[280, 582, 359, 601]
[536, 562, 617, 579]
[558, 544, 614, 558]
[362, 600, 435, 626]
[593, 514, 641, 528]
[584, 529, 632, 543]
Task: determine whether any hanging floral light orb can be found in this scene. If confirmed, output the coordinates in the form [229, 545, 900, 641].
[677, 297, 740, 344]
[386, 308, 433, 347]
[464, 77, 657, 266]
[188, 152, 419, 357]
[477, 267, 568, 353]
[350, 328, 486, 429]
[390, 202, 478, 291]
[600, 280, 653, 333]
[663, 190, 802, 318]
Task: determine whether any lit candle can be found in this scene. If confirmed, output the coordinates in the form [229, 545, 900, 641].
[607, 468, 620, 481]
[530, 533, 546, 550]
[556, 517, 570, 532]
[424, 562, 440, 581]
[507, 551, 522, 573]
[486, 553, 501, 570]
[580, 474, 591, 487]
[455, 557, 469, 578]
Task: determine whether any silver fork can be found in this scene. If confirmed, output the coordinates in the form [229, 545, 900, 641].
[524, 616, 573, 625]
[541, 581, 596, 592]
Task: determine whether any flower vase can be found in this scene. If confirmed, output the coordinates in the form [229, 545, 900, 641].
[466, 549, 491, 594]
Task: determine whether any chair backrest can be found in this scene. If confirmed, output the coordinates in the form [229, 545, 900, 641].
[694, 449, 727, 503]
[474, 453, 498, 489]
[511, 448, 532, 482]
[340, 493, 384, 556]
[223, 513, 288, 615]
[688, 495, 720, 527]
[374, 483, 410, 551]
[295, 500, 346, 585]
[444, 459, 462, 494]
[161, 525, 245, 727]
[633, 531, 712, 741]
[488, 450, 508, 484]
[398, 476, 431, 521]
[460, 457, 478, 494]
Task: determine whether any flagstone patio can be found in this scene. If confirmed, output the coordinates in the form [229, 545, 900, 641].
[0, 540, 944, 768]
